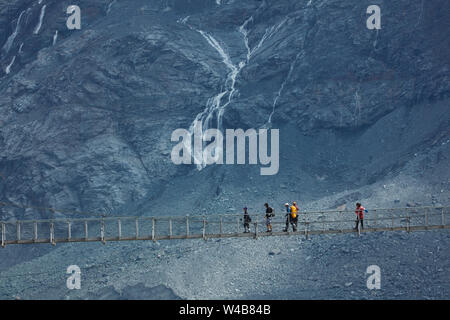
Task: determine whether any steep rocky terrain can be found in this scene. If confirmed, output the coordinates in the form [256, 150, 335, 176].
[0, 230, 448, 300]
[0, 0, 449, 299]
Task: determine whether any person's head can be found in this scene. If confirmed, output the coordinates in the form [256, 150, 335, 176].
[264, 203, 269, 208]
[356, 202, 361, 208]
[293, 201, 297, 205]
[284, 203, 289, 207]
[243, 207, 248, 213]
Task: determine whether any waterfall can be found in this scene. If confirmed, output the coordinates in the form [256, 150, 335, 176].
[52, 30, 58, 46]
[179, 14, 287, 169]
[186, 30, 239, 168]
[239, 16, 253, 62]
[241, 17, 288, 64]
[107, 0, 116, 15]
[268, 51, 302, 124]
[33, 5, 47, 34]
[5, 56, 16, 74]
[2, 10, 26, 54]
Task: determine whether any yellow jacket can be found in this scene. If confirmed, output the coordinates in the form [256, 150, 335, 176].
[290, 205, 298, 218]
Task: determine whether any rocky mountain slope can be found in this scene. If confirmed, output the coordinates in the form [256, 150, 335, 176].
[0, 0, 448, 218]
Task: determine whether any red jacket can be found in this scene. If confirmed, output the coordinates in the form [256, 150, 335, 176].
[355, 206, 365, 219]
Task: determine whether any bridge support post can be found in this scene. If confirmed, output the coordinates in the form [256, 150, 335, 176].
[118, 219, 122, 240]
[202, 218, 206, 240]
[304, 222, 309, 240]
[33, 221, 38, 242]
[152, 219, 155, 242]
[50, 222, 55, 246]
[101, 219, 105, 244]
[135, 218, 139, 240]
[84, 221, 88, 240]
[373, 209, 377, 229]
[34, 221, 38, 242]
[67, 222, 71, 241]
[16, 221, 21, 242]
[1, 223, 5, 248]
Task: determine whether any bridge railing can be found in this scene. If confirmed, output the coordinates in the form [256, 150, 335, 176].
[1, 206, 449, 246]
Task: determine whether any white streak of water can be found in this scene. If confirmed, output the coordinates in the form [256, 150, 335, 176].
[52, 30, 58, 45]
[2, 10, 26, 53]
[178, 13, 287, 168]
[267, 51, 302, 125]
[33, 4, 46, 34]
[107, 0, 116, 15]
[5, 55, 16, 74]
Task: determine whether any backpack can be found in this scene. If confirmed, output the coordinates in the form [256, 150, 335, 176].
[290, 206, 297, 219]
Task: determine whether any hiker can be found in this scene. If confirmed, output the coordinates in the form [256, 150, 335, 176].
[264, 203, 275, 232]
[243, 207, 251, 233]
[354, 202, 366, 231]
[290, 202, 298, 232]
[283, 203, 291, 232]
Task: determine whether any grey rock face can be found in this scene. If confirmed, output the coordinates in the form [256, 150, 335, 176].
[86, 283, 181, 300]
[0, 0, 448, 224]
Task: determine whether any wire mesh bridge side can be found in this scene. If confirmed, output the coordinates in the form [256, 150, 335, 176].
[1, 206, 449, 247]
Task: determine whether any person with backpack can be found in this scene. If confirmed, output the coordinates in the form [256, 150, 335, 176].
[283, 203, 291, 232]
[264, 203, 275, 232]
[290, 202, 298, 232]
[354, 202, 367, 231]
[243, 207, 251, 233]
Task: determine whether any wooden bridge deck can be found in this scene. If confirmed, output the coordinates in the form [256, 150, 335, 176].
[1, 206, 449, 247]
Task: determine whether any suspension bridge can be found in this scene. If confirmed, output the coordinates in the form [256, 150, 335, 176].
[1, 205, 449, 247]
